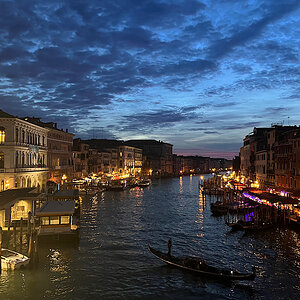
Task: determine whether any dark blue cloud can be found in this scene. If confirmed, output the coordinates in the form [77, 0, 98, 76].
[0, 0, 300, 158]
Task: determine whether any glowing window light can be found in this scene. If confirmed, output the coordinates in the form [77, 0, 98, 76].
[0, 129, 5, 144]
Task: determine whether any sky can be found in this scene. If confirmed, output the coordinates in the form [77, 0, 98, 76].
[0, 0, 300, 159]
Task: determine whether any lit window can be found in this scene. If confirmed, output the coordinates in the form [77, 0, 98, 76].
[60, 216, 70, 224]
[0, 127, 5, 144]
[41, 217, 50, 225]
[50, 216, 59, 225]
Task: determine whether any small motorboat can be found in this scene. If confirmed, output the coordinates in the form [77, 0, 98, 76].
[148, 245, 255, 281]
[1, 248, 30, 270]
[137, 179, 152, 187]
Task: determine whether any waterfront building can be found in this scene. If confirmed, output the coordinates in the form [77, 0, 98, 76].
[240, 128, 270, 183]
[182, 157, 194, 174]
[36, 200, 79, 238]
[88, 148, 101, 175]
[126, 140, 173, 176]
[292, 129, 300, 190]
[118, 145, 142, 176]
[84, 139, 142, 177]
[274, 127, 300, 191]
[106, 148, 118, 174]
[232, 156, 241, 173]
[173, 154, 184, 175]
[23, 118, 74, 185]
[133, 147, 142, 175]
[72, 138, 89, 178]
[98, 150, 112, 175]
[0, 110, 48, 191]
[0, 188, 43, 228]
[255, 150, 268, 189]
[265, 126, 297, 187]
[240, 125, 300, 191]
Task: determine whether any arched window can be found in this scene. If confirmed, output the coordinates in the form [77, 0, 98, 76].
[16, 151, 19, 168]
[0, 152, 4, 168]
[27, 177, 31, 188]
[22, 152, 25, 167]
[22, 130, 25, 143]
[1, 180, 4, 191]
[16, 128, 19, 142]
[0, 127, 5, 144]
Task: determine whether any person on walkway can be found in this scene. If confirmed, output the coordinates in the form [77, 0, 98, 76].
[168, 238, 172, 256]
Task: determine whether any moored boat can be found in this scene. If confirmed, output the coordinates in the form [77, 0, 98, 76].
[225, 220, 244, 231]
[226, 220, 274, 231]
[210, 201, 227, 215]
[148, 245, 255, 281]
[1, 248, 30, 270]
[137, 179, 152, 187]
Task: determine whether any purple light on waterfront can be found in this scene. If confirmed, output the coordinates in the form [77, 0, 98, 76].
[243, 192, 263, 203]
[245, 212, 255, 222]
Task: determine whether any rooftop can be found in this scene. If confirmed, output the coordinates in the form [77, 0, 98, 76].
[0, 109, 16, 119]
[36, 200, 75, 216]
[0, 188, 42, 209]
[53, 189, 79, 199]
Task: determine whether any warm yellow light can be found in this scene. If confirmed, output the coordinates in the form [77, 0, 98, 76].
[0, 130, 5, 144]
[62, 174, 67, 180]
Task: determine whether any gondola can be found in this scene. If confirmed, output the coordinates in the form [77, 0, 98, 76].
[148, 245, 256, 281]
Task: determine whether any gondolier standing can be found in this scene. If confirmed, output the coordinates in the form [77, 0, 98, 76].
[168, 238, 172, 256]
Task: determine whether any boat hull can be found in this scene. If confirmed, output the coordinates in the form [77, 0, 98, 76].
[148, 245, 255, 281]
[1, 249, 30, 270]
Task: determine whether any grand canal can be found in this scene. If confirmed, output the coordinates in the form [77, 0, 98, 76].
[0, 175, 299, 299]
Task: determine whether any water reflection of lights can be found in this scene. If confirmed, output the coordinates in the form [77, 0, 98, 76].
[48, 249, 69, 274]
[179, 176, 183, 194]
[189, 174, 193, 192]
[134, 186, 144, 198]
[196, 189, 205, 229]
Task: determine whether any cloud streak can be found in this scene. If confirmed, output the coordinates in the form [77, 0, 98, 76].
[0, 0, 300, 159]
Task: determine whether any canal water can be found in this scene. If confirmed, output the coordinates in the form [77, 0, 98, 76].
[0, 175, 299, 299]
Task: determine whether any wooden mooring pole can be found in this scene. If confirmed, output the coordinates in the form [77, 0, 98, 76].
[20, 217, 23, 253]
[0, 227, 2, 274]
[13, 222, 16, 250]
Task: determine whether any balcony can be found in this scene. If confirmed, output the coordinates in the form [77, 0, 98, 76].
[0, 141, 47, 150]
[0, 166, 48, 173]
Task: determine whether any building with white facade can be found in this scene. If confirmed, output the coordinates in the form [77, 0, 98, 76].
[0, 110, 48, 191]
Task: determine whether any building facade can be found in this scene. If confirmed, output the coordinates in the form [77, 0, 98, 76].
[126, 140, 173, 176]
[0, 110, 48, 191]
[24, 118, 74, 185]
[73, 138, 89, 178]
